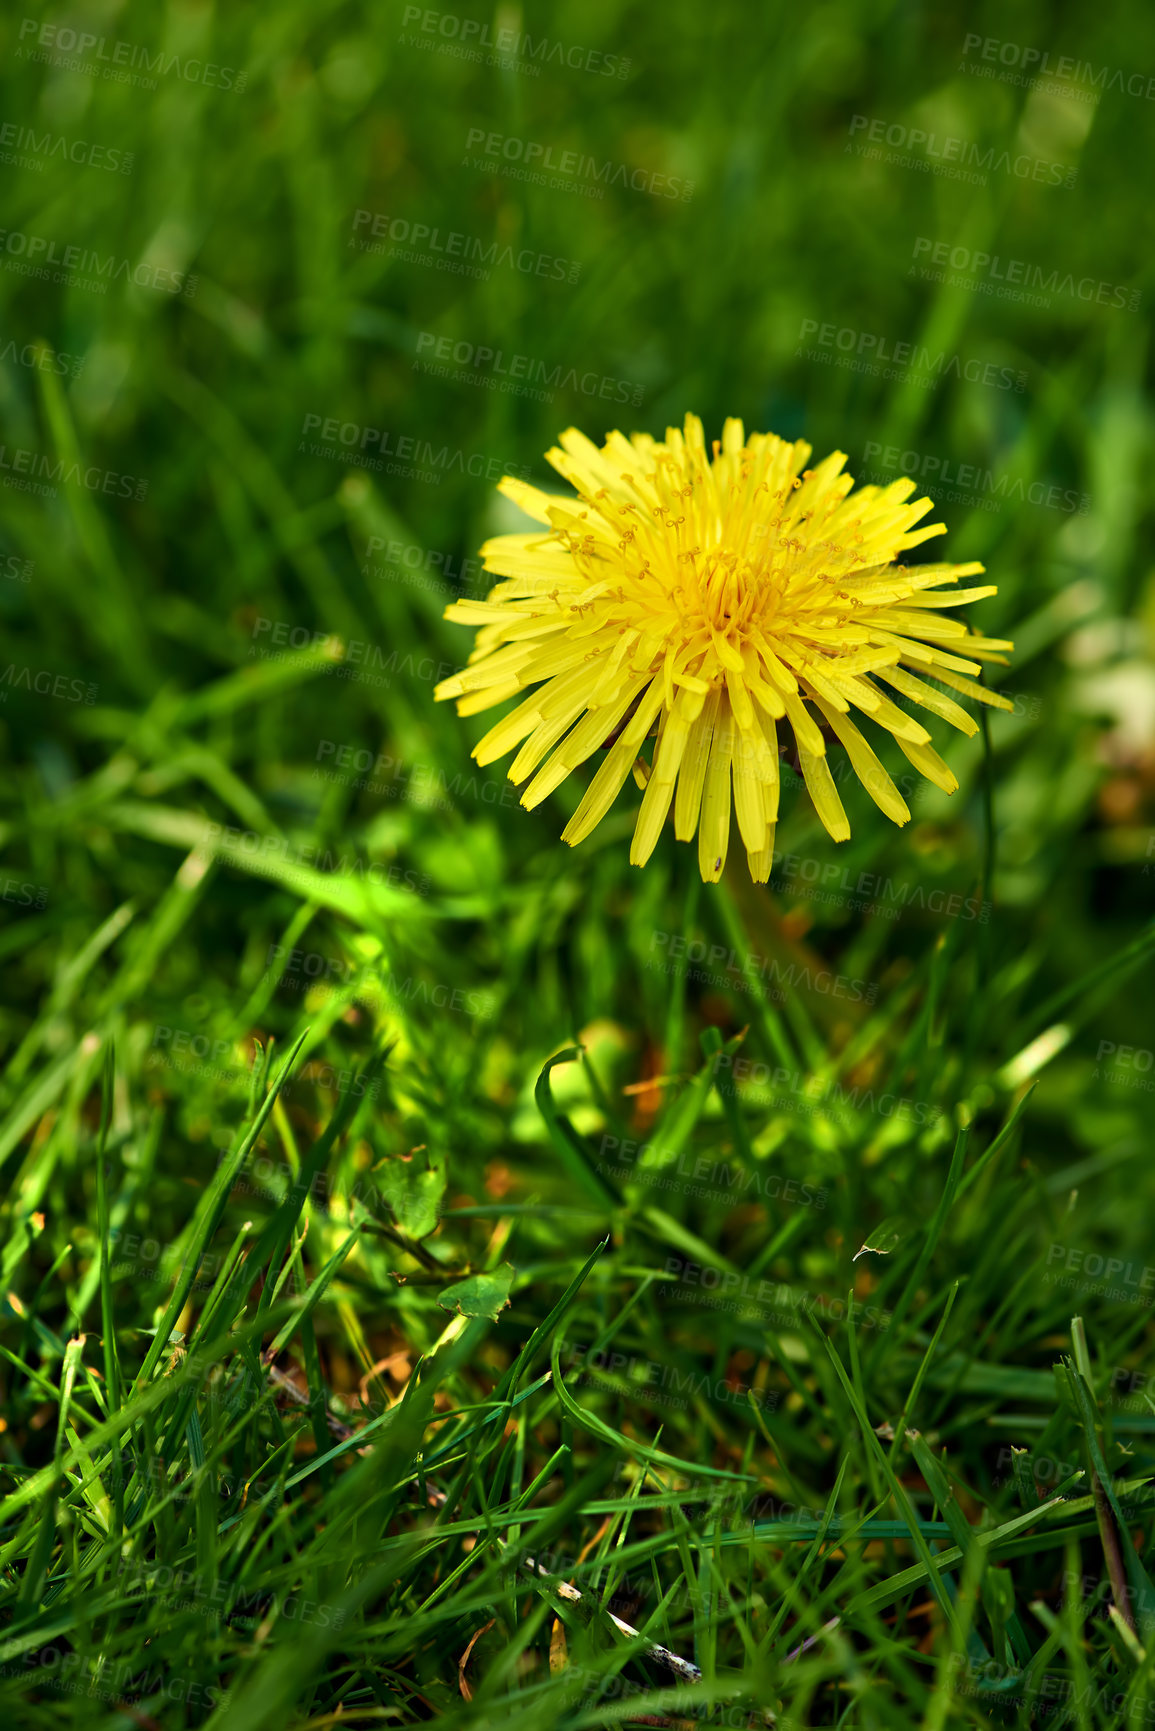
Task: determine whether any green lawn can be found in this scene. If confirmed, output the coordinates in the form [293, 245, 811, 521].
[1, 1, 1154, 1725]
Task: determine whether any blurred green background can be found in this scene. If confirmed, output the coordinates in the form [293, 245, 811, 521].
[1, 0, 1154, 1722]
[2, 0, 1151, 1122]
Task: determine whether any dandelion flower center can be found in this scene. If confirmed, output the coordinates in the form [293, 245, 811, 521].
[435, 414, 1014, 883]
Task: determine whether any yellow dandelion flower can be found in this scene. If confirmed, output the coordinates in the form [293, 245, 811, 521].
[434, 414, 1014, 883]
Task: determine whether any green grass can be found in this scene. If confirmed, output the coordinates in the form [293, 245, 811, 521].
[1, 0, 1154, 1724]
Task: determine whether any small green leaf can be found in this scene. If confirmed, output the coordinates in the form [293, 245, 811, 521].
[438, 1264, 514, 1320]
[854, 1215, 904, 1260]
[376, 1151, 447, 1240]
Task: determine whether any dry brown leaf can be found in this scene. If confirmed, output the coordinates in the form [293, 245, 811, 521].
[458, 1617, 495, 1700]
